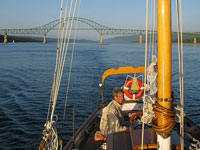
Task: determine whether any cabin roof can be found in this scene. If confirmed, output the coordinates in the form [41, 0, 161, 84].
[102, 66, 145, 86]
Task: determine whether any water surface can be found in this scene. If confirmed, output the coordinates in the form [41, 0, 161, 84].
[0, 42, 199, 149]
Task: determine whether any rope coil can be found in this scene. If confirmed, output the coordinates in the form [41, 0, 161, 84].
[152, 102, 176, 138]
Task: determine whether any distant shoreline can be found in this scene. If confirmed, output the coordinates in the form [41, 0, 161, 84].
[0, 35, 199, 43]
[0, 35, 96, 43]
[0, 35, 43, 43]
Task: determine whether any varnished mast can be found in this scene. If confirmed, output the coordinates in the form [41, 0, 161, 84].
[156, 0, 174, 149]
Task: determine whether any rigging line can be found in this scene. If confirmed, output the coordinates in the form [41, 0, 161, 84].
[57, 0, 76, 88]
[47, 0, 64, 121]
[51, 0, 77, 123]
[152, 0, 157, 58]
[53, 0, 70, 99]
[176, 0, 184, 149]
[58, 0, 64, 45]
[52, 0, 78, 123]
[53, 0, 70, 98]
[55, 0, 65, 86]
[151, 0, 156, 61]
[179, 0, 184, 149]
[51, 0, 73, 111]
[148, 0, 153, 66]
[176, 0, 181, 140]
[142, 0, 149, 149]
[47, 0, 69, 121]
[58, 0, 70, 50]
[56, 0, 78, 103]
[155, 0, 157, 57]
[180, 0, 184, 109]
[58, 0, 72, 66]
[47, 51, 60, 121]
[50, 0, 77, 122]
[61, 0, 80, 135]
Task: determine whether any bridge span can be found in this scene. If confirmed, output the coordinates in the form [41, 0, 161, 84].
[0, 17, 146, 44]
[0, 17, 199, 44]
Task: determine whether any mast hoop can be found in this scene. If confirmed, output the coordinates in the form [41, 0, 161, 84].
[156, 97, 173, 102]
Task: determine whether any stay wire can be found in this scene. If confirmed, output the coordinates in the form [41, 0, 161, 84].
[50, 0, 76, 122]
[53, 0, 69, 103]
[142, 0, 149, 149]
[47, 0, 69, 122]
[53, 0, 72, 110]
[176, 0, 184, 149]
[151, 0, 156, 61]
[54, 0, 69, 89]
[148, 0, 153, 67]
[47, 0, 64, 121]
[60, 0, 81, 136]
[52, 0, 70, 107]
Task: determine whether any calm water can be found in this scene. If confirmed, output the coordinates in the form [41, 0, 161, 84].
[0, 42, 200, 150]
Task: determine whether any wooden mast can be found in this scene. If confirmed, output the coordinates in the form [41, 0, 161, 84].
[157, 0, 173, 149]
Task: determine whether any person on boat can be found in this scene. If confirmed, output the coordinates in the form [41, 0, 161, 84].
[100, 87, 128, 137]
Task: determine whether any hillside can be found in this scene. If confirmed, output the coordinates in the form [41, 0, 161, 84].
[105, 33, 200, 43]
[0, 35, 95, 43]
[0, 34, 199, 43]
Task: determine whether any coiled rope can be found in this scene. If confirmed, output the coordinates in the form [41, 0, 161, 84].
[152, 102, 176, 137]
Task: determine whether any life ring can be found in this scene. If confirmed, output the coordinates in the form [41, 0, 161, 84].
[124, 79, 143, 100]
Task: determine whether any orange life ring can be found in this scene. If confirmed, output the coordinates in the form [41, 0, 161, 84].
[124, 79, 143, 100]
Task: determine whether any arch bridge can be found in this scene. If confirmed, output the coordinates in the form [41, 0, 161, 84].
[0, 17, 146, 43]
[0, 17, 199, 44]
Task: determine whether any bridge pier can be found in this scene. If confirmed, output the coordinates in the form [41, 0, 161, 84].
[43, 34, 47, 44]
[139, 33, 142, 45]
[100, 35, 103, 44]
[4, 33, 7, 43]
[194, 37, 197, 44]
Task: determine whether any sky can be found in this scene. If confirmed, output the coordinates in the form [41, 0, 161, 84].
[0, 0, 200, 39]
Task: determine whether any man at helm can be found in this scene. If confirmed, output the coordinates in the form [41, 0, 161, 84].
[100, 87, 128, 136]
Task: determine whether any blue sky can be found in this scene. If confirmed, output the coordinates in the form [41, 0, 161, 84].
[0, 0, 199, 39]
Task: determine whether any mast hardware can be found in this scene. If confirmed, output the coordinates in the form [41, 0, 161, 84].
[157, 97, 173, 102]
[155, 91, 176, 102]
